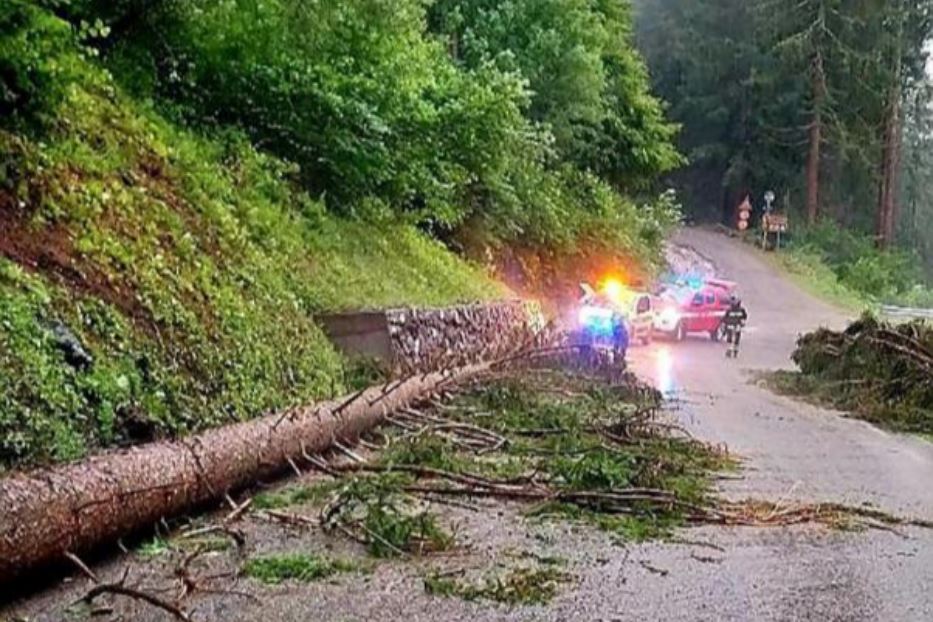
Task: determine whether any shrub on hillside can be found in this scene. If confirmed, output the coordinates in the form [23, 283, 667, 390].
[790, 223, 927, 302]
[0, 1, 81, 130]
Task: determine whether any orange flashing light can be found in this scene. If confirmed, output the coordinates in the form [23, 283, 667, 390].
[600, 277, 626, 304]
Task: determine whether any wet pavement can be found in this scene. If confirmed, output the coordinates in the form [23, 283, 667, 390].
[4, 228, 933, 621]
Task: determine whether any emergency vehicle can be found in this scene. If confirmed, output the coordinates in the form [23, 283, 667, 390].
[584, 280, 655, 345]
[653, 280, 736, 341]
[574, 285, 629, 360]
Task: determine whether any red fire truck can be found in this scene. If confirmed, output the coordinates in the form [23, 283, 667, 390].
[653, 280, 736, 341]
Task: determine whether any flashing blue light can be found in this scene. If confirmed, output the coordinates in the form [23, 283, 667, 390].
[579, 305, 617, 337]
[662, 271, 704, 292]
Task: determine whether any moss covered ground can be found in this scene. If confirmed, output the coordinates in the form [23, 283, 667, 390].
[0, 40, 504, 470]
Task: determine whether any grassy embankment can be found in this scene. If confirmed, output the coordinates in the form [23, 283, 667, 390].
[763, 250, 867, 312]
[0, 14, 504, 470]
[753, 223, 933, 313]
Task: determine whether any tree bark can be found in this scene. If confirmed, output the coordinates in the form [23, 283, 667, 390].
[876, 3, 906, 249]
[885, 94, 904, 244]
[0, 365, 487, 584]
[877, 79, 903, 249]
[806, 50, 826, 225]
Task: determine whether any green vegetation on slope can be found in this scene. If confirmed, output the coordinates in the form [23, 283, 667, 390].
[0, 0, 682, 469]
[762, 248, 866, 313]
[59, 0, 683, 282]
[754, 222, 933, 311]
[0, 3, 501, 469]
[783, 225, 933, 307]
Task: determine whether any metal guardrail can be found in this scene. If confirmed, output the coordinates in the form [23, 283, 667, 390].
[880, 305, 933, 320]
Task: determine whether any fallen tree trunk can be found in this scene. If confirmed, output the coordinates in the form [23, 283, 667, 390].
[0, 365, 486, 584]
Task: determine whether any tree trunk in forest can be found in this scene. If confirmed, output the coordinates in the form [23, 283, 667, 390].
[876, 5, 906, 250]
[877, 78, 903, 249]
[886, 95, 904, 244]
[806, 51, 826, 225]
[720, 180, 732, 226]
[0, 365, 488, 584]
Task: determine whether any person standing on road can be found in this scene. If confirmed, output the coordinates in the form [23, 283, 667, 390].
[723, 295, 748, 357]
[611, 310, 629, 363]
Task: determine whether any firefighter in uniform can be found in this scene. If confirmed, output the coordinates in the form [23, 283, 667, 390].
[723, 295, 748, 358]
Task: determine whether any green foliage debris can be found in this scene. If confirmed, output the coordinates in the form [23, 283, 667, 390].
[252, 481, 343, 511]
[325, 474, 454, 558]
[765, 314, 933, 434]
[424, 565, 572, 605]
[243, 553, 361, 585]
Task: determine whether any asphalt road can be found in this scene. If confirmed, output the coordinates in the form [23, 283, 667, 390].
[4, 228, 932, 622]
[616, 227, 933, 621]
[635, 228, 933, 514]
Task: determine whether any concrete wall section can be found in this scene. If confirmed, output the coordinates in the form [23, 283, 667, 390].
[316, 311, 393, 362]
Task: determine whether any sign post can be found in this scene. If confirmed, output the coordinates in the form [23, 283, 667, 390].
[764, 190, 775, 213]
[760, 194, 788, 251]
[736, 196, 752, 233]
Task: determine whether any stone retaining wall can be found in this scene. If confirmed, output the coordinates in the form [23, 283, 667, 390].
[319, 300, 546, 376]
[386, 300, 545, 375]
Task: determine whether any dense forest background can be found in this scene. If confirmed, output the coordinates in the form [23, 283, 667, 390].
[632, 0, 933, 281]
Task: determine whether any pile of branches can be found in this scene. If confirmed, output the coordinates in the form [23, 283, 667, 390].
[309, 366, 731, 540]
[791, 313, 933, 432]
[309, 365, 931, 540]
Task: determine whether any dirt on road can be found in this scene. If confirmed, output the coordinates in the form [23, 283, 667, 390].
[4, 228, 933, 622]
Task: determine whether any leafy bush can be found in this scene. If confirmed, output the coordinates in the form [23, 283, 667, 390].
[789, 223, 929, 303]
[0, 1, 81, 130]
[87, 0, 538, 227]
[77, 0, 680, 262]
[428, 0, 683, 187]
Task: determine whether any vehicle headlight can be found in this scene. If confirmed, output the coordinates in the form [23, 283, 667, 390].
[578, 305, 597, 324]
[659, 308, 680, 324]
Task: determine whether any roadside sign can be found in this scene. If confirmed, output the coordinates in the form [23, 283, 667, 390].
[760, 212, 789, 251]
[736, 197, 752, 231]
